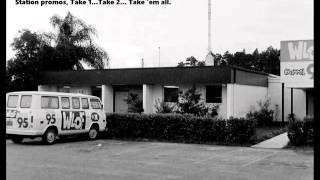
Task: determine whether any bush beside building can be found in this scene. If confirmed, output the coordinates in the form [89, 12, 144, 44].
[105, 113, 256, 145]
[287, 115, 314, 146]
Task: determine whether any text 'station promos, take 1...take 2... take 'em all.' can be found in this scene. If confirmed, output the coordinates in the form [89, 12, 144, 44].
[15, 0, 172, 6]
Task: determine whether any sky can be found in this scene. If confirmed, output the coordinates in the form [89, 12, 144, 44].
[6, 0, 313, 68]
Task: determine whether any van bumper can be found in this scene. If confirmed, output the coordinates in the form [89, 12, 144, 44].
[6, 129, 43, 136]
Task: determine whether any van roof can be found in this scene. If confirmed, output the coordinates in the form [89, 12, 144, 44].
[6, 91, 99, 98]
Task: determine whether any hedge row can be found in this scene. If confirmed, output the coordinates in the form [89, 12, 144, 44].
[287, 116, 314, 146]
[105, 113, 257, 145]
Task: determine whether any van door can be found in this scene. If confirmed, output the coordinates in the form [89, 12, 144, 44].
[40, 96, 61, 134]
[89, 98, 106, 132]
[60, 97, 86, 135]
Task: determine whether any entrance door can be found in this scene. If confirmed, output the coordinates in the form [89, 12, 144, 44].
[114, 91, 129, 113]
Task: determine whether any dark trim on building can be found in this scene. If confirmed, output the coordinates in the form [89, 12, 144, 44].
[39, 66, 269, 87]
[233, 69, 236, 83]
[234, 69, 268, 87]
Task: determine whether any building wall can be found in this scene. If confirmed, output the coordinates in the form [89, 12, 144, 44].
[228, 84, 268, 118]
[144, 84, 227, 117]
[268, 76, 307, 121]
[292, 89, 306, 119]
[39, 80, 308, 120]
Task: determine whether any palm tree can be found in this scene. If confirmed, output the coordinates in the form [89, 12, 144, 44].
[48, 12, 109, 70]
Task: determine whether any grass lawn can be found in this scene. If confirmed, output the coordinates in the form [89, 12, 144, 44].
[251, 124, 288, 145]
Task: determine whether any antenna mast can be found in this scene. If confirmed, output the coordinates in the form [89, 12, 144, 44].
[208, 0, 212, 53]
[205, 0, 215, 66]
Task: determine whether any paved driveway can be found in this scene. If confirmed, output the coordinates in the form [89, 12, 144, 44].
[6, 138, 313, 180]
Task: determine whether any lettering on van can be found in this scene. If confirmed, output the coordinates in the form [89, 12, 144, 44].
[6, 109, 19, 118]
[61, 111, 86, 130]
[91, 113, 99, 121]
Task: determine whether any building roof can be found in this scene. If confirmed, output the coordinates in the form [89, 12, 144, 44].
[39, 66, 268, 87]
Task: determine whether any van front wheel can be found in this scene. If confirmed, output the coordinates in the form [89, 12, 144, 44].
[11, 136, 23, 144]
[43, 129, 56, 145]
[88, 126, 99, 140]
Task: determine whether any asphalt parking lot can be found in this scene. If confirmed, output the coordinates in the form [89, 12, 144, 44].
[6, 138, 313, 180]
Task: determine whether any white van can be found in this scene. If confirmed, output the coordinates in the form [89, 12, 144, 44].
[6, 91, 107, 144]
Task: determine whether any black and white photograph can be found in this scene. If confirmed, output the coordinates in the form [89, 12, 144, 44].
[6, 0, 314, 179]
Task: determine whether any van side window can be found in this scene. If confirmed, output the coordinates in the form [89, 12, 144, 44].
[90, 98, 101, 109]
[72, 97, 80, 109]
[7, 95, 19, 108]
[20, 95, 32, 108]
[81, 98, 89, 109]
[61, 97, 70, 109]
[41, 96, 59, 109]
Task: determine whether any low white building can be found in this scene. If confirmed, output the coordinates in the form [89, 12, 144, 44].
[38, 65, 309, 121]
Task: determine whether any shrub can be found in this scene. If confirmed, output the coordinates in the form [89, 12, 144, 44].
[154, 86, 219, 117]
[105, 113, 256, 145]
[246, 98, 274, 126]
[154, 98, 175, 113]
[226, 117, 257, 144]
[124, 93, 144, 113]
[287, 114, 314, 146]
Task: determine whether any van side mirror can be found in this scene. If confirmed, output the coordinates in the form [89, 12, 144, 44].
[101, 104, 104, 110]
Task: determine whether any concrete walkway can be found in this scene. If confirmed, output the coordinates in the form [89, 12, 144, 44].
[252, 132, 289, 149]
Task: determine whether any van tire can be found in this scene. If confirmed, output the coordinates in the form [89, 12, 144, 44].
[43, 128, 57, 145]
[11, 136, 23, 144]
[88, 125, 99, 140]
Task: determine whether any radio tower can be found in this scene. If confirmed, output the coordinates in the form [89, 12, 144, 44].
[205, 0, 215, 66]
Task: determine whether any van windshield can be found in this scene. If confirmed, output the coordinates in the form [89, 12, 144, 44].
[90, 98, 101, 109]
[7, 95, 18, 108]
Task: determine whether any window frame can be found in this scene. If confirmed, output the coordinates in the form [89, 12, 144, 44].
[20, 95, 32, 108]
[205, 85, 222, 103]
[81, 98, 89, 109]
[72, 97, 80, 109]
[164, 87, 179, 103]
[7, 95, 19, 108]
[41, 96, 59, 109]
[61, 97, 70, 109]
[90, 98, 101, 109]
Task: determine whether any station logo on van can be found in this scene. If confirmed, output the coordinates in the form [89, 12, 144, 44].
[61, 111, 86, 130]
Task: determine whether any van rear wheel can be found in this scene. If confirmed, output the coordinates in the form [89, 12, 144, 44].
[11, 136, 23, 144]
[43, 129, 56, 145]
[88, 126, 99, 140]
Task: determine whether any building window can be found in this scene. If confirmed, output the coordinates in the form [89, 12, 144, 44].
[206, 85, 222, 103]
[164, 87, 179, 102]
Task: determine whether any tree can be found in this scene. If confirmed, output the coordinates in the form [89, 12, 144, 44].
[176, 86, 218, 117]
[125, 93, 144, 113]
[6, 30, 49, 92]
[177, 56, 205, 67]
[47, 12, 109, 70]
[258, 46, 280, 75]
[6, 12, 109, 92]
